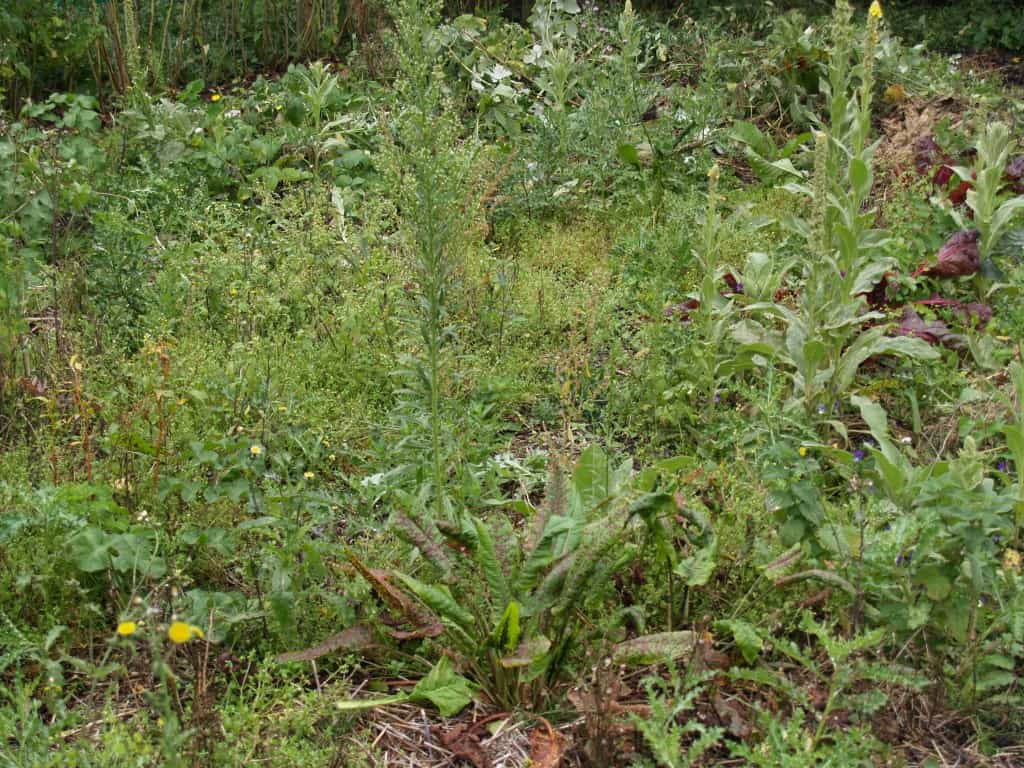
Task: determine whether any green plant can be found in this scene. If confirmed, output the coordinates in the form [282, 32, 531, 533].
[345, 446, 675, 711]
[730, 121, 811, 185]
[382, 0, 483, 528]
[947, 123, 1024, 272]
[734, 1, 937, 418]
[630, 665, 723, 768]
[728, 612, 920, 764]
[0, 93, 103, 399]
[833, 396, 1022, 704]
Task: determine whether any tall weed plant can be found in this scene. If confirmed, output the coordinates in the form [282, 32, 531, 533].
[382, 0, 484, 528]
[734, 0, 937, 419]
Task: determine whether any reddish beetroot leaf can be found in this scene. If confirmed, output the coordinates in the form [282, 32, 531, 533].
[665, 298, 700, 321]
[896, 307, 966, 349]
[1007, 155, 1024, 193]
[911, 229, 981, 279]
[913, 296, 992, 328]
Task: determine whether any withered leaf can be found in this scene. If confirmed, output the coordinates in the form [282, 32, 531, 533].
[348, 552, 443, 636]
[437, 722, 491, 768]
[528, 719, 569, 768]
[275, 625, 373, 663]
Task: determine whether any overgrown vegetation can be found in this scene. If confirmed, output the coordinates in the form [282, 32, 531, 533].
[2, 0, 1024, 765]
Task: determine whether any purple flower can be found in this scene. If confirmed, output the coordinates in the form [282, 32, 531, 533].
[817, 404, 827, 415]
[853, 449, 866, 462]
[997, 460, 1009, 472]
[713, 391, 722, 403]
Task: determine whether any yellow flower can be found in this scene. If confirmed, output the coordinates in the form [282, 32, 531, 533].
[250, 444, 263, 456]
[167, 621, 204, 644]
[883, 84, 906, 104]
[116, 621, 138, 637]
[1004, 549, 1022, 572]
[303, 471, 315, 480]
[798, 446, 809, 457]
[210, 93, 222, 102]
[868, 1, 883, 18]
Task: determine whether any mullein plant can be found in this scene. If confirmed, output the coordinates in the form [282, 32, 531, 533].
[735, 0, 936, 419]
[382, 0, 482, 528]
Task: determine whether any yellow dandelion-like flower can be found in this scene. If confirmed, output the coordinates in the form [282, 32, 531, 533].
[868, 1, 883, 18]
[210, 93, 222, 102]
[798, 446, 809, 457]
[167, 621, 204, 644]
[883, 84, 906, 104]
[116, 621, 138, 637]
[1004, 549, 1022, 572]
[250, 444, 263, 456]
[303, 471, 315, 480]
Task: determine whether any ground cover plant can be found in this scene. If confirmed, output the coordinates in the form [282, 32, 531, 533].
[2, 0, 1024, 765]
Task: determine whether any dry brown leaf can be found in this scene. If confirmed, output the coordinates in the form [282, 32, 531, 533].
[529, 718, 569, 768]
[348, 552, 443, 637]
[275, 625, 373, 663]
[437, 722, 490, 768]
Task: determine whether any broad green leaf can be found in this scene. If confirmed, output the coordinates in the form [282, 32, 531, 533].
[617, 142, 641, 167]
[67, 526, 114, 572]
[410, 657, 475, 716]
[674, 540, 717, 587]
[714, 619, 763, 664]
[915, 564, 953, 601]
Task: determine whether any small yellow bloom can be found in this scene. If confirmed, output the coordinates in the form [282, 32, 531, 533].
[250, 444, 263, 456]
[167, 621, 204, 644]
[798, 446, 809, 457]
[303, 471, 315, 480]
[1004, 549, 1022, 572]
[210, 93, 222, 102]
[883, 84, 906, 104]
[116, 621, 138, 637]
[868, 1, 883, 18]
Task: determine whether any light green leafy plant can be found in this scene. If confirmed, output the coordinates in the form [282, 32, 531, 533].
[947, 122, 1024, 269]
[733, 0, 937, 418]
[630, 666, 722, 768]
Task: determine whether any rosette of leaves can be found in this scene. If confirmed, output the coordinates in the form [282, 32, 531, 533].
[346, 446, 693, 710]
